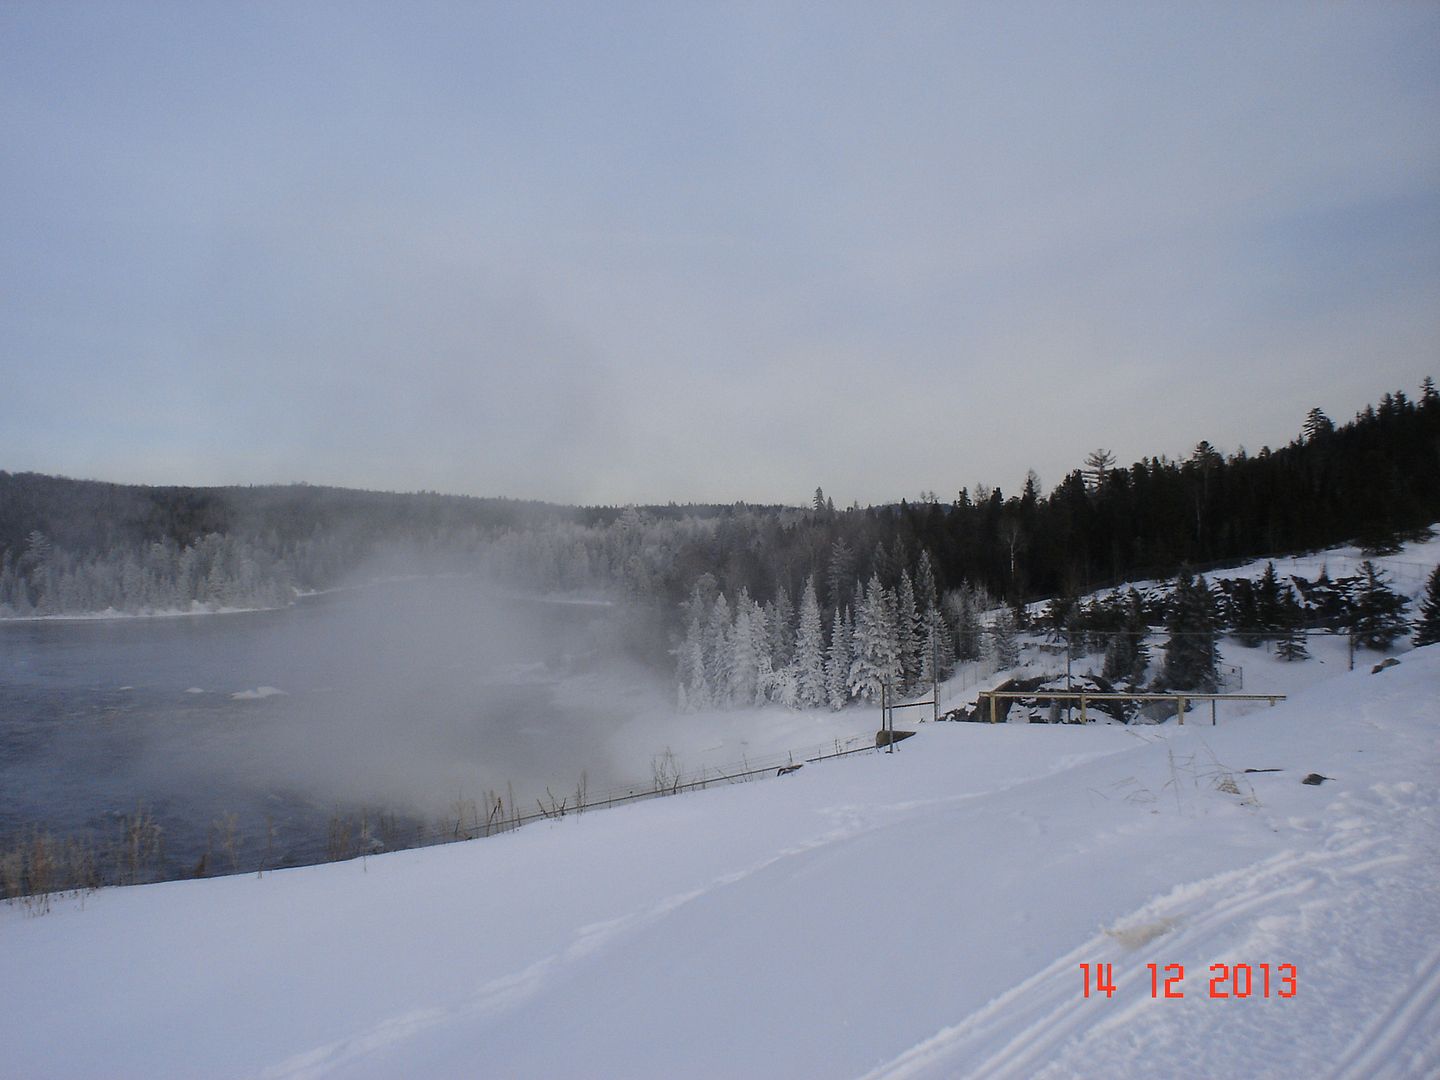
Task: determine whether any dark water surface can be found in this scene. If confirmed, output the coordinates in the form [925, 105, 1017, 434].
[0, 579, 626, 877]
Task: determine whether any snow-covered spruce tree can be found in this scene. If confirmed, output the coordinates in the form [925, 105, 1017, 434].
[895, 570, 921, 692]
[750, 595, 776, 706]
[848, 580, 883, 702]
[768, 585, 795, 671]
[1350, 560, 1411, 651]
[677, 610, 709, 709]
[1158, 570, 1220, 692]
[849, 575, 902, 701]
[703, 593, 733, 704]
[825, 607, 853, 710]
[1415, 565, 1440, 648]
[945, 582, 986, 662]
[919, 604, 956, 686]
[873, 576, 903, 691]
[988, 608, 1019, 669]
[794, 576, 828, 707]
[726, 595, 758, 706]
[914, 550, 954, 684]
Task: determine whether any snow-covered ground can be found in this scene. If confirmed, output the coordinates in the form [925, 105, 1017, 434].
[4, 625, 1437, 1077]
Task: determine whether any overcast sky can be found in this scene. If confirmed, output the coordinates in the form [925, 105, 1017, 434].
[2, 2, 1437, 506]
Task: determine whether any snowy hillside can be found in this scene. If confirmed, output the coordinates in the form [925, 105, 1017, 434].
[4, 631, 1437, 1078]
[1101, 529, 1440, 606]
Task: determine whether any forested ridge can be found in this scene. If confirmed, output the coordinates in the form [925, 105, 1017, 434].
[3, 381, 1437, 684]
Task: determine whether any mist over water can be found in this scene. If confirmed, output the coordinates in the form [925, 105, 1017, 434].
[0, 577, 672, 874]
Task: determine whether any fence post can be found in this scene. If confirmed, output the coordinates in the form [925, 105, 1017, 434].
[882, 682, 891, 753]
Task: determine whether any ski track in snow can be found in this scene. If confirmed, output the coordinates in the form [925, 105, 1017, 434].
[859, 777, 1440, 1080]
[257, 778, 1078, 1080]
[1328, 943, 1440, 1080]
[259, 811, 904, 1079]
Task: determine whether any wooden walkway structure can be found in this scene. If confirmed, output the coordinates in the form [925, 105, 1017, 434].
[974, 690, 1286, 726]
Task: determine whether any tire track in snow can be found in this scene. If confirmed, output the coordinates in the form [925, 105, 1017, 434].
[857, 837, 1387, 1080]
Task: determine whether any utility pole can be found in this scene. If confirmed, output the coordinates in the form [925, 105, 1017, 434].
[932, 625, 939, 723]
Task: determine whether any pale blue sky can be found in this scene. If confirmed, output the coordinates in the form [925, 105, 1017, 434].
[2, 2, 1437, 505]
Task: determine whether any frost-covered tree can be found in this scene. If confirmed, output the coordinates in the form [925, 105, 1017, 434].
[825, 607, 853, 710]
[794, 576, 828, 707]
[768, 586, 795, 670]
[987, 608, 1019, 669]
[918, 606, 953, 687]
[848, 582, 884, 702]
[749, 596, 776, 706]
[849, 575, 901, 701]
[727, 591, 759, 705]
[677, 610, 709, 709]
[703, 593, 732, 701]
[945, 582, 988, 662]
[895, 570, 921, 691]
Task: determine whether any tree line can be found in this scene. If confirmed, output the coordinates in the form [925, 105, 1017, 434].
[2, 381, 1436, 696]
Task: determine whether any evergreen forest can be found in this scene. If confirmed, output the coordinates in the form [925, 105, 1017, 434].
[2, 380, 1437, 708]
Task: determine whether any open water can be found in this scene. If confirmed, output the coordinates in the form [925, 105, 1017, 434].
[0, 578, 627, 878]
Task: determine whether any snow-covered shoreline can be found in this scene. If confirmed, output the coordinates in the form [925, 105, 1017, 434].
[0, 600, 286, 624]
[0, 575, 618, 624]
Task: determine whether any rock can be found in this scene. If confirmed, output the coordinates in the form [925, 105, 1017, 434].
[876, 729, 917, 748]
[1301, 773, 1332, 785]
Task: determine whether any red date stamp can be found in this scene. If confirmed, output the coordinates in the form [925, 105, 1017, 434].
[1080, 962, 1297, 999]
